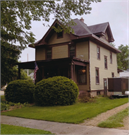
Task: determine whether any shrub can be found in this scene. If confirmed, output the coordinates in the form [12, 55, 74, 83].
[5, 80, 35, 103]
[1, 103, 9, 111]
[34, 76, 79, 106]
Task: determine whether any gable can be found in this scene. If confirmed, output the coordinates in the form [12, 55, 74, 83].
[88, 22, 114, 42]
[48, 31, 71, 45]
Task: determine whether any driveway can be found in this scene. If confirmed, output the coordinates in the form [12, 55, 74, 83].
[1, 115, 129, 135]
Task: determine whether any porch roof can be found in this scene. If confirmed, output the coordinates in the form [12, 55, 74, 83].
[18, 57, 89, 69]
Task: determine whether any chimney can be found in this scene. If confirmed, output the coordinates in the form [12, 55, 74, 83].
[80, 17, 84, 23]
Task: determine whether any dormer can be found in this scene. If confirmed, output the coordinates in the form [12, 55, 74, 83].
[88, 22, 114, 43]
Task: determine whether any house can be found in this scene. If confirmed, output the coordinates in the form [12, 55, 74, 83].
[120, 69, 129, 78]
[18, 18, 121, 97]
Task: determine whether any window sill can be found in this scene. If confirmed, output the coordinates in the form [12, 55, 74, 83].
[96, 83, 100, 85]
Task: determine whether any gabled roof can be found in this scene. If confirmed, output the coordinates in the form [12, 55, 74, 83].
[71, 18, 92, 36]
[88, 22, 114, 42]
[29, 18, 120, 53]
[88, 22, 108, 34]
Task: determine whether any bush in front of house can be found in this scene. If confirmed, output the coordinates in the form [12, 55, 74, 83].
[5, 80, 35, 103]
[34, 76, 79, 106]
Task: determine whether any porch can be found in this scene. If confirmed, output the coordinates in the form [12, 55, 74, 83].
[18, 57, 90, 91]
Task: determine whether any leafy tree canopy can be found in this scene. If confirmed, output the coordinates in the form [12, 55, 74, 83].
[1, 0, 101, 85]
[117, 44, 129, 70]
[1, 0, 101, 48]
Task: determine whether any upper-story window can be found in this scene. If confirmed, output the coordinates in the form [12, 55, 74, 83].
[104, 56, 108, 69]
[97, 46, 100, 60]
[95, 67, 99, 84]
[46, 48, 52, 59]
[69, 45, 76, 57]
[57, 31, 63, 38]
[110, 52, 112, 64]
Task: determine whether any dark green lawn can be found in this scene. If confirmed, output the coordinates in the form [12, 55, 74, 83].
[1, 97, 128, 124]
[1, 124, 53, 134]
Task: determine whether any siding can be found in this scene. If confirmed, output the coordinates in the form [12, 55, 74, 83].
[89, 41, 119, 91]
[36, 47, 45, 61]
[76, 41, 89, 61]
[48, 32, 71, 45]
[52, 45, 68, 59]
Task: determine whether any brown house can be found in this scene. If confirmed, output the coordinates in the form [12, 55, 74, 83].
[18, 18, 121, 97]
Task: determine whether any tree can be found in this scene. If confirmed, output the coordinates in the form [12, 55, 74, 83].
[1, 41, 21, 85]
[1, 0, 101, 48]
[117, 44, 129, 70]
[1, 0, 101, 85]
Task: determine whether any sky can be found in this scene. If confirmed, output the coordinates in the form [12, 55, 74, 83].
[19, 0, 129, 62]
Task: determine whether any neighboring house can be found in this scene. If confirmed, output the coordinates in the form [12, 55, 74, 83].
[120, 69, 129, 78]
[28, 72, 34, 81]
[18, 18, 121, 97]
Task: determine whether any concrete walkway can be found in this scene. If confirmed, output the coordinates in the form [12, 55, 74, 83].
[1, 115, 129, 135]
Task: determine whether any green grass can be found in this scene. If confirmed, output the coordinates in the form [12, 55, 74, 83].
[1, 124, 53, 134]
[1, 97, 128, 124]
[98, 107, 129, 128]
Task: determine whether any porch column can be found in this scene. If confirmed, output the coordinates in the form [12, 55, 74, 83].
[18, 65, 21, 79]
[71, 62, 74, 80]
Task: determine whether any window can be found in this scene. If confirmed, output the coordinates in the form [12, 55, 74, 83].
[69, 45, 76, 57]
[110, 52, 112, 64]
[78, 67, 86, 84]
[95, 67, 99, 84]
[104, 56, 108, 69]
[46, 48, 52, 59]
[97, 46, 100, 59]
[57, 31, 63, 38]
[112, 72, 114, 78]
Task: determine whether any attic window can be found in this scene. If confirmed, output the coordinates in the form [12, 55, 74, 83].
[57, 31, 63, 38]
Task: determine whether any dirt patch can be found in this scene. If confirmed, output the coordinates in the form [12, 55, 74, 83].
[80, 102, 129, 130]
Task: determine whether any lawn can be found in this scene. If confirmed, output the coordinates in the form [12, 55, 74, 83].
[1, 124, 53, 134]
[98, 107, 129, 128]
[1, 97, 128, 124]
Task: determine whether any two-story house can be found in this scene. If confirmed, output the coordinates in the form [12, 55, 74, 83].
[18, 18, 121, 97]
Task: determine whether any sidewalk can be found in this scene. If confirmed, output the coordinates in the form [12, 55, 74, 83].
[1, 115, 129, 135]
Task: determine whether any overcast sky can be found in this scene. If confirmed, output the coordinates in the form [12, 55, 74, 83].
[19, 0, 129, 62]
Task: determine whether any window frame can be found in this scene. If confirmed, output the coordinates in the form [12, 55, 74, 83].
[95, 67, 100, 85]
[69, 45, 76, 57]
[77, 66, 87, 85]
[112, 72, 114, 78]
[57, 31, 63, 39]
[104, 55, 108, 69]
[110, 52, 112, 64]
[97, 46, 100, 60]
[46, 47, 52, 60]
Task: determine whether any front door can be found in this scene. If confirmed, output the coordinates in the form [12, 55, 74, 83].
[104, 78, 107, 96]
